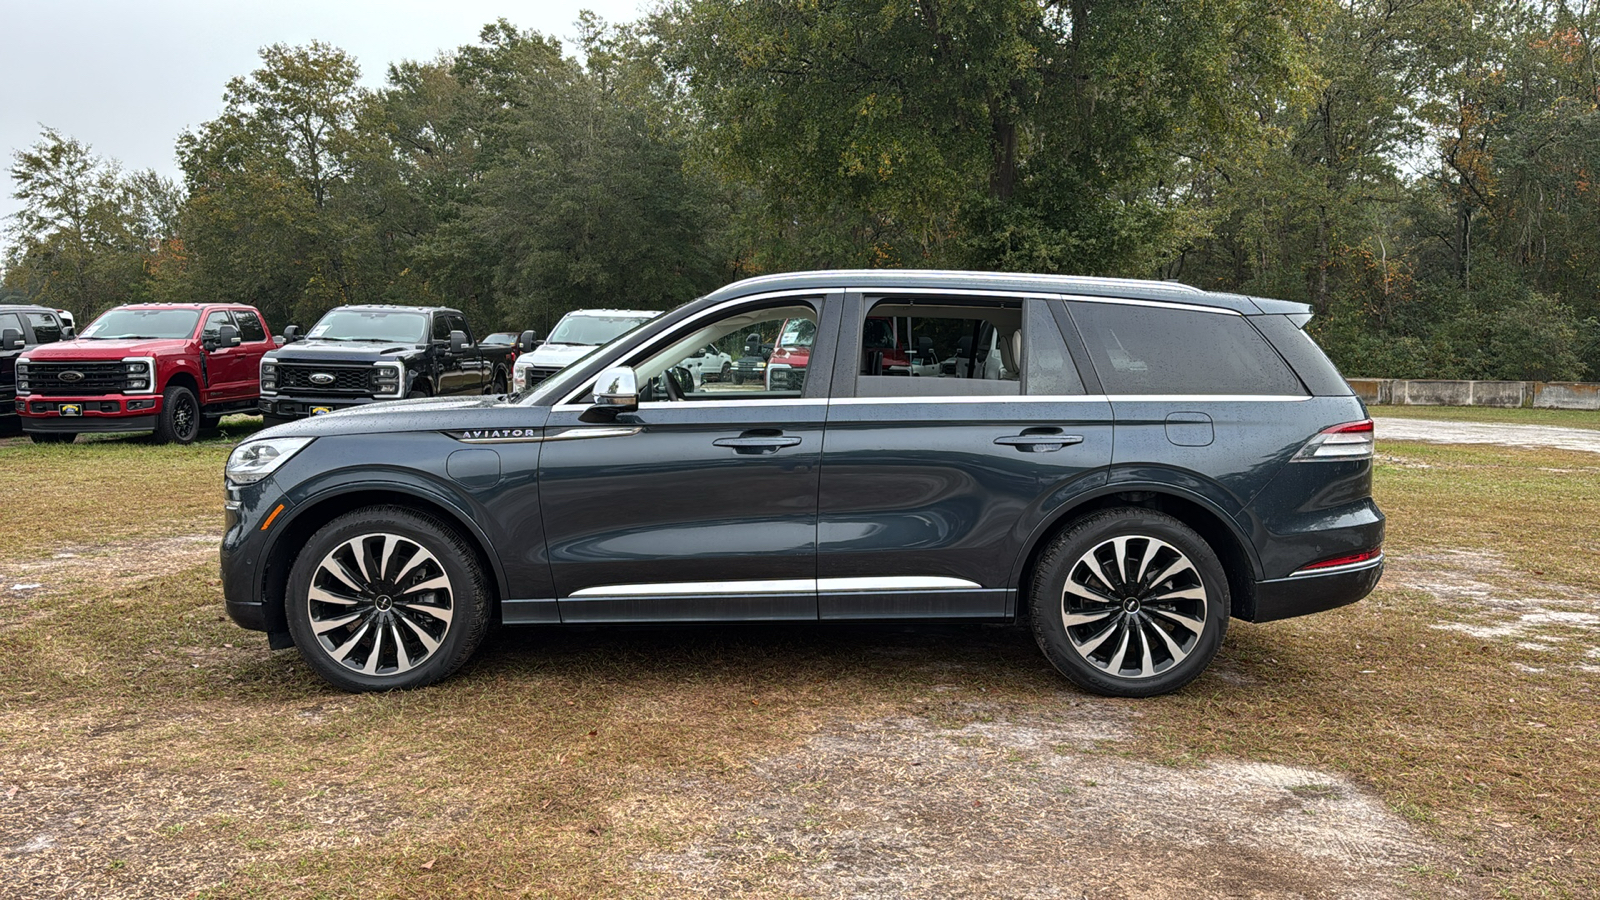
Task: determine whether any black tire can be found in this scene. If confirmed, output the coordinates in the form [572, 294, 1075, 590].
[484, 371, 508, 395]
[284, 505, 489, 692]
[406, 385, 431, 399]
[152, 384, 201, 445]
[29, 432, 76, 444]
[719, 362, 731, 383]
[1029, 508, 1229, 698]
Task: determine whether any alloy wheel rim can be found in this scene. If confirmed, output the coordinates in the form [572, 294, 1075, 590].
[1060, 535, 1208, 679]
[174, 395, 196, 438]
[306, 532, 454, 676]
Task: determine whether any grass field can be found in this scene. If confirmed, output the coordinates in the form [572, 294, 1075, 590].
[1371, 403, 1600, 430]
[1, 423, 1596, 898]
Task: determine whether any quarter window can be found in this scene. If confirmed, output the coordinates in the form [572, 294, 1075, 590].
[1068, 302, 1304, 396]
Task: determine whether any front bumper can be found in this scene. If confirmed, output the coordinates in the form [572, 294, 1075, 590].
[18, 393, 162, 433]
[221, 479, 290, 635]
[260, 393, 391, 419]
[1248, 557, 1384, 623]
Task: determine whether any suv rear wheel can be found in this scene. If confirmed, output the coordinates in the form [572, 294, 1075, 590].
[153, 384, 200, 444]
[284, 506, 489, 692]
[1029, 508, 1228, 698]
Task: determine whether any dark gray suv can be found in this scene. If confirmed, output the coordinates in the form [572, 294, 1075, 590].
[221, 270, 1383, 697]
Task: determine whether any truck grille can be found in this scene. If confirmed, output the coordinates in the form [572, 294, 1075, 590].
[276, 363, 372, 395]
[26, 361, 131, 395]
[522, 366, 562, 387]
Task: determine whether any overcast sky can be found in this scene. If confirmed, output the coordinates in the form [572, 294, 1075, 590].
[1, 0, 649, 242]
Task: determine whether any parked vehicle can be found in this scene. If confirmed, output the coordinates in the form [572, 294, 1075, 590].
[259, 306, 523, 423]
[2, 304, 71, 432]
[479, 332, 524, 362]
[221, 270, 1383, 697]
[677, 344, 732, 387]
[512, 309, 659, 391]
[16, 303, 272, 444]
[727, 333, 772, 385]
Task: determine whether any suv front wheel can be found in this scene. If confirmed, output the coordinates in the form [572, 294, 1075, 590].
[284, 506, 489, 691]
[1030, 508, 1229, 698]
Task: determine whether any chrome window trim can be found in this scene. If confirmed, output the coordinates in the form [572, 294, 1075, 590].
[1058, 293, 1245, 316]
[830, 395, 1104, 406]
[1103, 394, 1312, 403]
[547, 289, 832, 407]
[568, 575, 987, 599]
[851, 286, 1056, 302]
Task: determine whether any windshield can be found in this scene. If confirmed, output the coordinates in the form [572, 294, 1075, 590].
[80, 309, 200, 340]
[777, 317, 816, 349]
[546, 313, 655, 346]
[307, 310, 428, 343]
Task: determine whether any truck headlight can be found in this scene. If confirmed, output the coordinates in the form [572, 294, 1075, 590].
[15, 359, 28, 393]
[260, 360, 278, 393]
[226, 437, 314, 485]
[123, 357, 155, 394]
[372, 362, 402, 397]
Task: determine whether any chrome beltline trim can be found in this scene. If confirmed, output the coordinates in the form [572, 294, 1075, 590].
[568, 575, 986, 598]
[1059, 293, 1244, 315]
[1104, 394, 1311, 403]
[830, 395, 1104, 406]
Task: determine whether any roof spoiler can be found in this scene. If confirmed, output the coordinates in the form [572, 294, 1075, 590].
[1249, 296, 1314, 327]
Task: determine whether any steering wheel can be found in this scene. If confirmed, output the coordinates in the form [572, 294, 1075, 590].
[663, 365, 691, 402]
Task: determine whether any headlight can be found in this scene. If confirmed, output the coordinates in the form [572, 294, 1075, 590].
[123, 357, 155, 393]
[372, 362, 402, 397]
[226, 437, 314, 485]
[15, 360, 28, 393]
[261, 360, 278, 392]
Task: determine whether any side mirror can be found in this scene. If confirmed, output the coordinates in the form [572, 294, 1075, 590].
[917, 335, 935, 363]
[219, 324, 240, 347]
[284, 325, 302, 343]
[518, 329, 540, 353]
[1, 328, 22, 352]
[61, 325, 75, 339]
[581, 365, 638, 421]
[449, 329, 469, 352]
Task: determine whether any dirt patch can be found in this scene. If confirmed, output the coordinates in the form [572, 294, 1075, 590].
[0, 725, 425, 900]
[629, 709, 1473, 899]
[0, 534, 219, 634]
[1387, 549, 1600, 672]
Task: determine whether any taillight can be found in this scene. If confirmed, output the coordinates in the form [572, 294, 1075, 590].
[1291, 548, 1382, 577]
[1293, 419, 1373, 461]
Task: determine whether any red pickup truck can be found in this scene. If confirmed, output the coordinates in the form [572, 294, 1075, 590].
[15, 303, 274, 445]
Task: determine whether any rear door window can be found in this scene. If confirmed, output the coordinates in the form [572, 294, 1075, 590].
[854, 298, 1023, 398]
[233, 310, 267, 343]
[1067, 302, 1305, 396]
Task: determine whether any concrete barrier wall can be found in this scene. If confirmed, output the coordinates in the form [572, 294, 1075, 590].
[1348, 379, 1600, 410]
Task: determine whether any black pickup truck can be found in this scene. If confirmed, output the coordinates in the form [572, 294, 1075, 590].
[2, 304, 70, 432]
[258, 305, 527, 423]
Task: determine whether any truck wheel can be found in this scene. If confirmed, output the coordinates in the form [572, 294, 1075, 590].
[406, 383, 431, 399]
[29, 432, 76, 444]
[718, 362, 731, 383]
[153, 384, 201, 445]
[1029, 508, 1229, 698]
[484, 371, 507, 395]
[284, 505, 489, 692]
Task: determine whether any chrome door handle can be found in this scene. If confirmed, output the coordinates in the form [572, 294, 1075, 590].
[714, 431, 802, 454]
[994, 429, 1083, 452]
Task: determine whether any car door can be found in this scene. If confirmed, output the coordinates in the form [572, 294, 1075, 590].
[200, 309, 252, 400]
[0, 311, 26, 406]
[431, 313, 471, 395]
[539, 291, 839, 623]
[815, 290, 1114, 620]
[229, 309, 272, 394]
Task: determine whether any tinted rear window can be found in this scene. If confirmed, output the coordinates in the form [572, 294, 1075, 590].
[1068, 302, 1305, 396]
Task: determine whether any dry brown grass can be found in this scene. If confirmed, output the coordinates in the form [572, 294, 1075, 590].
[1, 437, 1595, 898]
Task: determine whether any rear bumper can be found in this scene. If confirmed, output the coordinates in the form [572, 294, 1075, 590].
[1247, 557, 1384, 623]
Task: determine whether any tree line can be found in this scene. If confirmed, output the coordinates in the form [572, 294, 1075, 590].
[5, 1, 1600, 380]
